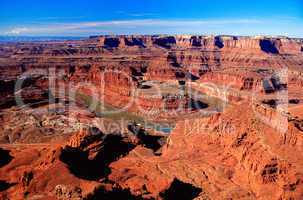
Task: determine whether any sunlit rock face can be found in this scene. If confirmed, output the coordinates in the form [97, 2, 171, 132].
[0, 35, 303, 200]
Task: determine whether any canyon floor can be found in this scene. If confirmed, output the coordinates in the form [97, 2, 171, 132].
[0, 35, 303, 200]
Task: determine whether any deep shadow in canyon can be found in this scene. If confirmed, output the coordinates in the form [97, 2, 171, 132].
[85, 186, 150, 200]
[160, 178, 202, 200]
[60, 132, 136, 181]
[0, 148, 13, 168]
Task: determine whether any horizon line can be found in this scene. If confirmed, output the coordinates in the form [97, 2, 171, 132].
[0, 34, 302, 39]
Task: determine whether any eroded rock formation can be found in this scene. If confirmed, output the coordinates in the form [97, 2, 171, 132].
[0, 35, 303, 199]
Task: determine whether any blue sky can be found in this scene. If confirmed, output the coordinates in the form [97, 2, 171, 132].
[0, 0, 302, 37]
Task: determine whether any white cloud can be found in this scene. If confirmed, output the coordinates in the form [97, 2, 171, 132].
[6, 27, 29, 35]
[4, 18, 300, 37]
[4, 19, 264, 35]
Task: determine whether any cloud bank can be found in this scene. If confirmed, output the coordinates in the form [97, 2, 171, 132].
[2, 18, 301, 37]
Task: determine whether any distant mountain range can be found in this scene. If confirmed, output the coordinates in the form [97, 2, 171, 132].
[0, 36, 86, 42]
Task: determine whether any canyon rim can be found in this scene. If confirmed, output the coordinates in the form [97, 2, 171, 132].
[1, 1, 303, 200]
